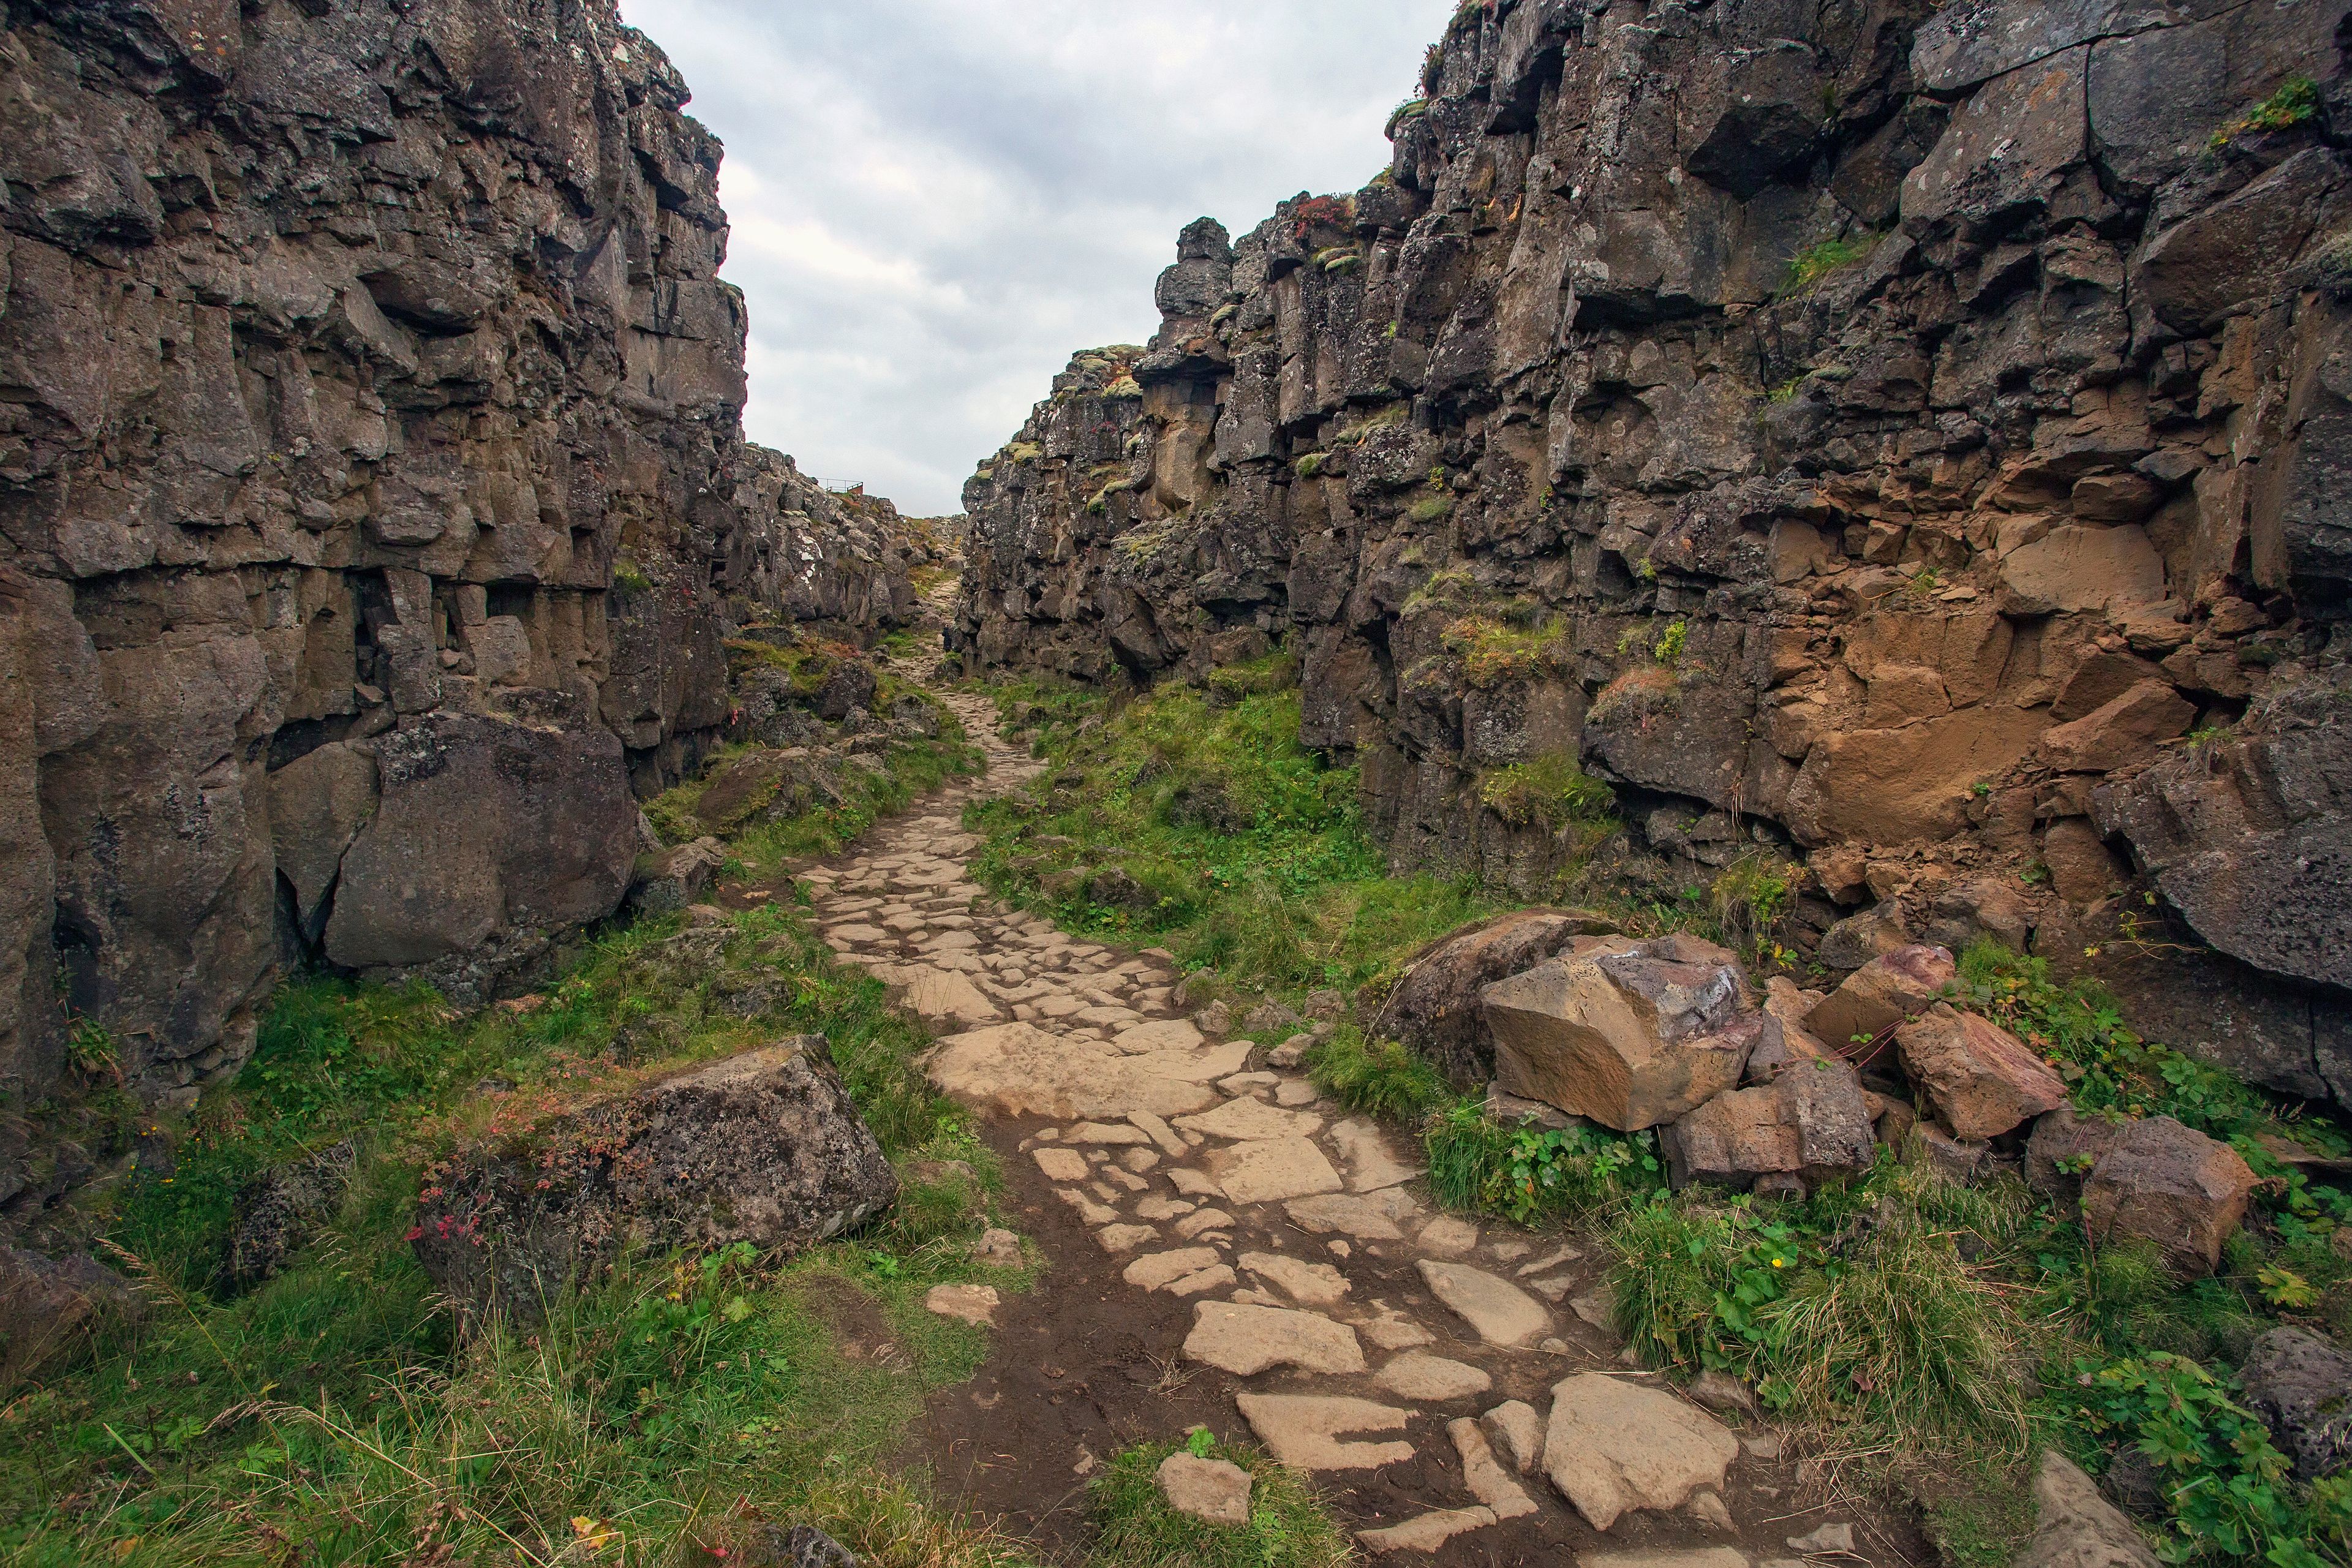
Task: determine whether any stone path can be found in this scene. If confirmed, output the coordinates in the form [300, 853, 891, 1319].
[780, 684, 1879, 1563]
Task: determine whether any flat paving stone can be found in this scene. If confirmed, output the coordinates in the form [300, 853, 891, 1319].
[1094, 1224, 1158, 1254]
[1125, 1247, 1222, 1291]
[1204, 1138, 1345, 1205]
[1358, 1507, 1496, 1555]
[1544, 1373, 1740, 1532]
[1178, 1098, 1325, 1142]
[1236, 1393, 1414, 1471]
[1285, 1189, 1420, 1241]
[924, 1284, 1000, 1326]
[1239, 1251, 1352, 1308]
[1450, 1417, 1537, 1518]
[1418, 1260, 1553, 1348]
[1378, 1352, 1493, 1401]
[1033, 1148, 1090, 1182]
[1185, 1301, 1365, 1375]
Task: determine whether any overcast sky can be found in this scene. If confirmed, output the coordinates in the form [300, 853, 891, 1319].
[615, 0, 1455, 516]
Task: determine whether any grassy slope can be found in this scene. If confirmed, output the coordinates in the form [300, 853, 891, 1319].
[1, 725, 1028, 1568]
[960, 658, 2352, 1568]
[965, 658, 1501, 1000]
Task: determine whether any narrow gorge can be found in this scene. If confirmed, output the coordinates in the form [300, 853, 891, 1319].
[4, 4, 2351, 1568]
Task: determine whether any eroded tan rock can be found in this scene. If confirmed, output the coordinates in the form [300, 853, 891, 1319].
[1895, 1005, 2067, 1141]
[1544, 1374, 1741, 1531]
[1480, 935, 1758, 1131]
[1185, 1301, 1366, 1375]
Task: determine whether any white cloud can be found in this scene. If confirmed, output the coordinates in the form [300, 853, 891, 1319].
[616, 0, 1455, 514]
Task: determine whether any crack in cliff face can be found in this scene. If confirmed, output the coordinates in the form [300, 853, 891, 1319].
[953, 0, 2352, 1102]
[0, 0, 939, 1157]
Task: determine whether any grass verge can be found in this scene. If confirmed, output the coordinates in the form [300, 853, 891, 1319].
[966, 657, 1500, 1000]
[3, 744, 1024, 1567]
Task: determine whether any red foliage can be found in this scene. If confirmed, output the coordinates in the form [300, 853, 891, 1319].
[1290, 194, 1354, 243]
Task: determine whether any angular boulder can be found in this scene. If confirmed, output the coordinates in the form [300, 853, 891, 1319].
[1368, 909, 1622, 1085]
[2011, 1450, 2158, 1568]
[629, 839, 726, 916]
[225, 1139, 358, 1291]
[1, 1246, 138, 1392]
[413, 1037, 897, 1321]
[2025, 1109, 2258, 1278]
[1804, 944, 1956, 1050]
[2034, 680, 2196, 774]
[1894, 1004, 2066, 1141]
[1664, 1059, 1877, 1195]
[325, 714, 638, 974]
[1481, 935, 1760, 1131]
[2239, 1325, 2352, 1481]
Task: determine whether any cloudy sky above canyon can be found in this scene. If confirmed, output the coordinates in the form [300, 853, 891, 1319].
[616, 0, 1455, 515]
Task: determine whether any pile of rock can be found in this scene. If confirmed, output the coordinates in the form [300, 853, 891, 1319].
[1385, 922, 2258, 1270]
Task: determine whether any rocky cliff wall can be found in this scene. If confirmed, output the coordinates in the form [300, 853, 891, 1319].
[0, 0, 932, 1173]
[956, 0, 2352, 1102]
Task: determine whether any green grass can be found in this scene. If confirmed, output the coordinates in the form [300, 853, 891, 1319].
[1783, 232, 1878, 293]
[1424, 1101, 1663, 1226]
[4, 728, 1027, 1566]
[1477, 751, 1617, 834]
[1307, 1027, 1449, 1121]
[967, 655, 1500, 998]
[643, 689, 982, 876]
[1085, 1439, 1351, 1568]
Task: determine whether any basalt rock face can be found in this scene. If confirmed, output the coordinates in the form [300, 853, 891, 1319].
[957, 0, 2352, 1102]
[0, 0, 930, 1163]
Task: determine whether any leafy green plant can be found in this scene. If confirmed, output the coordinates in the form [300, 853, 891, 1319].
[1424, 1101, 1661, 1225]
[2071, 1352, 2326, 1566]
[64, 1019, 118, 1081]
[1653, 618, 1688, 666]
[2211, 76, 2318, 149]
[1709, 850, 1796, 955]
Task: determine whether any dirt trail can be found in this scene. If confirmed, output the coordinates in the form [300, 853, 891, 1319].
[754, 681, 1918, 1567]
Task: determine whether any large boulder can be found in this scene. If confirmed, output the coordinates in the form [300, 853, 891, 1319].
[1894, 1004, 2067, 1141]
[1366, 909, 1621, 1084]
[2011, 1450, 2158, 1568]
[225, 1140, 357, 1291]
[2238, 1325, 2352, 1482]
[325, 714, 638, 974]
[2092, 677, 2352, 995]
[1804, 944, 1956, 1049]
[1481, 935, 1760, 1131]
[1664, 1060, 1877, 1195]
[413, 1038, 897, 1322]
[2025, 1109, 2258, 1278]
[1, 1246, 138, 1392]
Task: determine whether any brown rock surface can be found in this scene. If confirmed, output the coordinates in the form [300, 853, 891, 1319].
[946, 0, 2352, 1107]
[1482, 936, 1757, 1131]
[0, 0, 940, 1143]
[1366, 909, 1618, 1085]
[412, 1037, 897, 1321]
[1895, 1005, 2067, 1141]
[1804, 945, 1957, 1050]
[2025, 1109, 2258, 1278]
